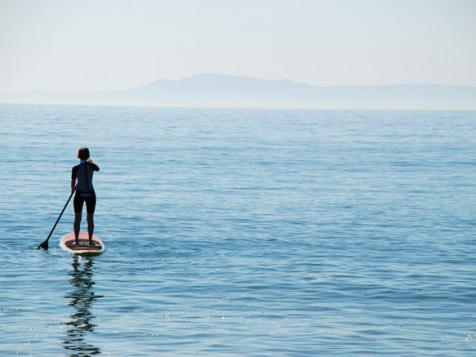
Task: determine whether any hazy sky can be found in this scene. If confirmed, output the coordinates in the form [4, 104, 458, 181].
[1, 0, 475, 91]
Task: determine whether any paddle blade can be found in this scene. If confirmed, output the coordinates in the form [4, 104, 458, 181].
[37, 240, 49, 250]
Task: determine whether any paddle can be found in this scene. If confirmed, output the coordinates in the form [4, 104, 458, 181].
[38, 188, 76, 250]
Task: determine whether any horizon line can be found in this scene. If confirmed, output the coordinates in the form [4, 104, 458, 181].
[1, 101, 476, 112]
[3, 73, 476, 94]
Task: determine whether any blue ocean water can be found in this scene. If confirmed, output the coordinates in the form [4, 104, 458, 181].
[0, 104, 475, 356]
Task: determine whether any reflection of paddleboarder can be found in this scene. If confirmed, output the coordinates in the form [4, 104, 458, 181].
[63, 256, 102, 355]
[71, 147, 100, 246]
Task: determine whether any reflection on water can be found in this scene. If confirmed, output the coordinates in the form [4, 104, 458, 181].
[63, 256, 103, 356]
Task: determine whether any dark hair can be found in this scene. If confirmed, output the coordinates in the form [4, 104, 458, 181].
[77, 147, 90, 160]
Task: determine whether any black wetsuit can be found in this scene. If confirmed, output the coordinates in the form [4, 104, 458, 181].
[72, 161, 100, 214]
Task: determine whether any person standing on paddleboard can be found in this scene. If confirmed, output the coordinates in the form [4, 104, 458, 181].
[71, 147, 99, 246]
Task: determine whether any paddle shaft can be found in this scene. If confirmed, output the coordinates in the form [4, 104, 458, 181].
[41, 188, 76, 247]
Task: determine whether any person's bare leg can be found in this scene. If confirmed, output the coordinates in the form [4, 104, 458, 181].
[74, 212, 81, 244]
[87, 213, 94, 245]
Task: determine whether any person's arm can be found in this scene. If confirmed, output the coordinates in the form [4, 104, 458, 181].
[71, 166, 77, 193]
[87, 160, 100, 171]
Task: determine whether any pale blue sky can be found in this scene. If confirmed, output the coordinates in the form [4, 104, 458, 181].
[0, 0, 475, 91]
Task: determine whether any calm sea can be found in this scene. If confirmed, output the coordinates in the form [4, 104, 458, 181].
[1, 104, 475, 356]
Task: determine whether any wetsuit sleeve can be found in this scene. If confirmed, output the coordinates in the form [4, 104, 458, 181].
[72, 166, 78, 180]
[88, 162, 100, 171]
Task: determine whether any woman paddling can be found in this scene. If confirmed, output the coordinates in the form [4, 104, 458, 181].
[71, 147, 100, 246]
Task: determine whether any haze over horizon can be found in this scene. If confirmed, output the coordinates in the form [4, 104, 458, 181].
[2, 73, 475, 110]
[1, 0, 475, 93]
[7, 72, 476, 95]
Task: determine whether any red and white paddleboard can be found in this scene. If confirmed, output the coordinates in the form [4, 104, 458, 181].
[60, 231, 105, 255]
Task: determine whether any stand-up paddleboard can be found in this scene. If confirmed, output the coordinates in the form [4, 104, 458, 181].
[60, 232, 105, 255]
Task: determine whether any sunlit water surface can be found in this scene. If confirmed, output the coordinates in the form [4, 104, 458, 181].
[1, 105, 476, 356]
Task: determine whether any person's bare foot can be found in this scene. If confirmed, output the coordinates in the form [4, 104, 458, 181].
[88, 240, 95, 247]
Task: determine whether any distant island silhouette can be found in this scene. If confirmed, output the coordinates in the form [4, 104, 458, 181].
[1, 73, 476, 109]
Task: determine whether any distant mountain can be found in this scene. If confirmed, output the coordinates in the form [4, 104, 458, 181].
[1, 73, 476, 109]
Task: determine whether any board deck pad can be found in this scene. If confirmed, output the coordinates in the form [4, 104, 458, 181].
[60, 231, 105, 255]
